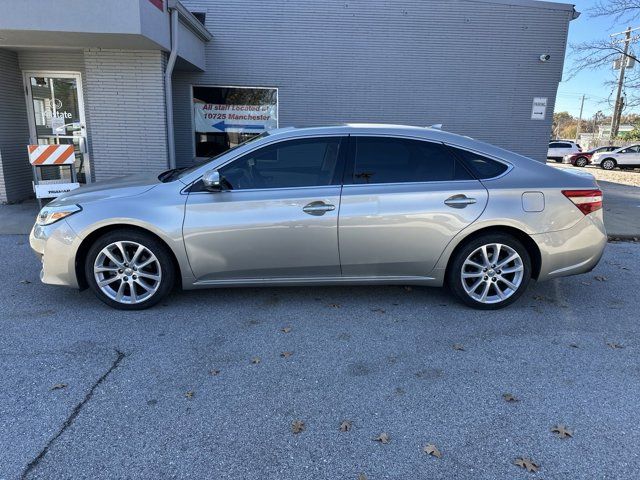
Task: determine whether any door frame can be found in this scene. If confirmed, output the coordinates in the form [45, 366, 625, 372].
[22, 70, 92, 183]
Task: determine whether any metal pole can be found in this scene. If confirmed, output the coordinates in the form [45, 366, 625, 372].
[610, 26, 632, 141]
[575, 94, 585, 143]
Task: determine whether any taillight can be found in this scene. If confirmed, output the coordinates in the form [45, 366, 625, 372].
[562, 189, 603, 215]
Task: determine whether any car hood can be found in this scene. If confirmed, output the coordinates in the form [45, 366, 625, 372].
[46, 173, 162, 207]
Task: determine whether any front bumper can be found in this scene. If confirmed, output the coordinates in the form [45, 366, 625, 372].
[532, 212, 607, 281]
[29, 220, 81, 288]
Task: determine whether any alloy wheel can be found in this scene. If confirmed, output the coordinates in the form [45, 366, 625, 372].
[460, 243, 524, 304]
[575, 157, 587, 167]
[602, 159, 615, 170]
[93, 241, 162, 304]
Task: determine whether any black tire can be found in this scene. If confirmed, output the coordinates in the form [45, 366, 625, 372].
[447, 233, 532, 310]
[601, 158, 617, 170]
[84, 229, 175, 310]
[575, 157, 588, 167]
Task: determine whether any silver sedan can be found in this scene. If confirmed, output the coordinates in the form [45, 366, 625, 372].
[30, 124, 607, 310]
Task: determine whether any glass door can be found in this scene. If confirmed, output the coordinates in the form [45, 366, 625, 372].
[24, 72, 91, 184]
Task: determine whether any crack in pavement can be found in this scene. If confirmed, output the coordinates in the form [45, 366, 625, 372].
[20, 349, 126, 480]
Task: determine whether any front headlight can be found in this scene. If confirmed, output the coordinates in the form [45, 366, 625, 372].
[36, 204, 82, 226]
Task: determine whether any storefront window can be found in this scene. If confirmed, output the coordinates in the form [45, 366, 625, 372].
[193, 86, 278, 158]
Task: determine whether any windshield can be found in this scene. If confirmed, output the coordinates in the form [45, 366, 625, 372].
[159, 132, 270, 182]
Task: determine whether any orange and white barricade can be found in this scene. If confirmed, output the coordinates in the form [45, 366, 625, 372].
[28, 144, 80, 203]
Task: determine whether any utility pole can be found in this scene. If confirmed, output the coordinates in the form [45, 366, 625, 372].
[610, 26, 634, 141]
[575, 94, 585, 143]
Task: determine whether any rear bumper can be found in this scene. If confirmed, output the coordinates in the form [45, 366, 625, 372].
[29, 220, 81, 288]
[533, 212, 607, 281]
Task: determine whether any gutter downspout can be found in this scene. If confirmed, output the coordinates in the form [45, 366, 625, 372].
[165, 5, 178, 169]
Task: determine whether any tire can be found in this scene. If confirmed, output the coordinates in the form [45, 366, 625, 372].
[84, 229, 175, 310]
[601, 158, 616, 170]
[575, 157, 588, 167]
[447, 233, 532, 310]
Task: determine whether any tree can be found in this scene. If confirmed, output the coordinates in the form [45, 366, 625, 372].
[569, 1, 640, 109]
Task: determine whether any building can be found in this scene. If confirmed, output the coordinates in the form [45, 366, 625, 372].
[0, 0, 578, 203]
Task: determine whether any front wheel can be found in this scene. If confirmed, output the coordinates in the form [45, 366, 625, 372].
[85, 229, 175, 310]
[447, 234, 531, 310]
[575, 157, 588, 167]
[601, 158, 616, 170]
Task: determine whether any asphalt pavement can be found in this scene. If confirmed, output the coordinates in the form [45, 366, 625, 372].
[1, 236, 639, 479]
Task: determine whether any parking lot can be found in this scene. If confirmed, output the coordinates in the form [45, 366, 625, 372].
[1, 234, 639, 479]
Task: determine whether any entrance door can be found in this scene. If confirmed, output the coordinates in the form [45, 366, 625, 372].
[24, 72, 91, 184]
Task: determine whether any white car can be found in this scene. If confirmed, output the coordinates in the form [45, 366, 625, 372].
[591, 144, 640, 170]
[547, 140, 581, 162]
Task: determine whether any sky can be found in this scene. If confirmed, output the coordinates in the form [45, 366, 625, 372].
[555, 0, 637, 118]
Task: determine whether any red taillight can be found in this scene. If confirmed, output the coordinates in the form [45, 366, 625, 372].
[562, 189, 603, 215]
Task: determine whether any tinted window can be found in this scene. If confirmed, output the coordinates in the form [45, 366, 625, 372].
[549, 142, 570, 148]
[218, 137, 342, 190]
[351, 137, 472, 184]
[450, 147, 509, 179]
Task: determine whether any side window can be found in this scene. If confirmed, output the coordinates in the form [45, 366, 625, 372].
[449, 147, 509, 179]
[218, 137, 343, 190]
[351, 137, 472, 184]
[549, 143, 561, 148]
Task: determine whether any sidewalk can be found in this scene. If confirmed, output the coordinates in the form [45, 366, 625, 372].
[0, 200, 38, 235]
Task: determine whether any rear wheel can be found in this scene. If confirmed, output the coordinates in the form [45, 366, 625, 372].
[447, 234, 531, 310]
[575, 157, 588, 167]
[84, 229, 175, 310]
[601, 158, 616, 170]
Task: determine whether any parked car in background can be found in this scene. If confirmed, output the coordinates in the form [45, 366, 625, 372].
[591, 144, 640, 170]
[548, 140, 582, 162]
[563, 146, 619, 167]
[30, 125, 606, 311]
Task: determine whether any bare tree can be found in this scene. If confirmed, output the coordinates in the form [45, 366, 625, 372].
[569, 1, 640, 110]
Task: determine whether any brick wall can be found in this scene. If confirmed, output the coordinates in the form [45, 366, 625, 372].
[83, 48, 168, 180]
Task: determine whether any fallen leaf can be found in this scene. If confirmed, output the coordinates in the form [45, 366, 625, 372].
[185, 391, 194, 399]
[280, 351, 293, 358]
[569, 343, 579, 349]
[281, 326, 292, 333]
[371, 308, 386, 313]
[423, 443, 442, 458]
[452, 343, 465, 351]
[594, 275, 607, 282]
[339, 420, 352, 432]
[291, 419, 305, 434]
[502, 393, 519, 403]
[358, 475, 367, 480]
[514, 457, 539, 473]
[50, 383, 67, 391]
[209, 369, 220, 376]
[251, 357, 261, 364]
[404, 286, 413, 292]
[373, 432, 390, 444]
[551, 424, 573, 439]
[19, 280, 31, 284]
[328, 303, 341, 308]
[607, 342, 624, 349]
[580, 281, 591, 286]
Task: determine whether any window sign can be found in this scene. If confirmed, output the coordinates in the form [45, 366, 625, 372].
[193, 86, 278, 158]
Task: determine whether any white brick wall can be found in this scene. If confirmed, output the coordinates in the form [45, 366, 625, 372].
[83, 48, 168, 180]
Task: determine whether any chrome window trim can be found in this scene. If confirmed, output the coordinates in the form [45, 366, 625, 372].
[442, 143, 514, 181]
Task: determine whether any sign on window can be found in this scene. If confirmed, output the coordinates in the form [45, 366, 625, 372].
[193, 86, 278, 157]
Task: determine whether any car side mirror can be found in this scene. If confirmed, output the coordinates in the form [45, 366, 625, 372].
[202, 169, 223, 192]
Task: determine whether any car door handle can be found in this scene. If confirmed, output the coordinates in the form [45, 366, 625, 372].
[303, 201, 336, 216]
[444, 195, 477, 208]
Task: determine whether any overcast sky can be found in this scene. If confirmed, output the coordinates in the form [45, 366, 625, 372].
[555, 0, 638, 118]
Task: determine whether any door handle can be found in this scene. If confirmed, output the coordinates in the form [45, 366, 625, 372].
[444, 195, 477, 209]
[303, 201, 336, 216]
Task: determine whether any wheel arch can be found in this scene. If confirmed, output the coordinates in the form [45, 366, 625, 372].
[444, 225, 542, 281]
[74, 224, 183, 290]
[601, 157, 617, 168]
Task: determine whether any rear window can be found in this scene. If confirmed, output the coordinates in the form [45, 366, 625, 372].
[449, 147, 509, 179]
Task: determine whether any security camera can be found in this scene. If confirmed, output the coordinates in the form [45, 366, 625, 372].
[539, 54, 551, 62]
